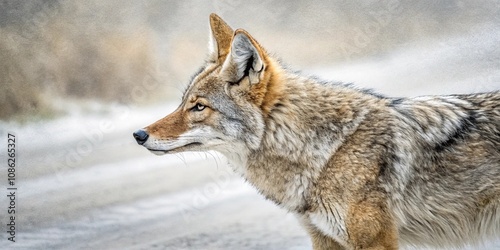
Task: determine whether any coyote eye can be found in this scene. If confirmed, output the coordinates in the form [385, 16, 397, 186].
[192, 103, 206, 112]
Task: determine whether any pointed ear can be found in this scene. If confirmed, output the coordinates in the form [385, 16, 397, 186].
[209, 13, 234, 62]
[221, 29, 265, 85]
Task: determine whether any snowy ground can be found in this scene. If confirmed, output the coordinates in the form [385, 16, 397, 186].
[1, 25, 499, 250]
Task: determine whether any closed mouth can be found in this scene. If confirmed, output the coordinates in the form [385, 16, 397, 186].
[148, 142, 203, 154]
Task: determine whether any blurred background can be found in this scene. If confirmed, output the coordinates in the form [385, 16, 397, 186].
[0, 0, 499, 249]
[1, 0, 499, 120]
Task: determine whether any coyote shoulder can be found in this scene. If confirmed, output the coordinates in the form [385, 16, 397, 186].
[134, 14, 500, 249]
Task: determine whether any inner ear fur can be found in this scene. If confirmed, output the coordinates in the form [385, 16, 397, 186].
[221, 29, 266, 85]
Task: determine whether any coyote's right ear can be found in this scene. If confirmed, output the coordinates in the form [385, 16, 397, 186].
[209, 13, 234, 62]
[220, 29, 266, 85]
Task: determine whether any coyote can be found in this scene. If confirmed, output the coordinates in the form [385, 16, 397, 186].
[133, 14, 500, 249]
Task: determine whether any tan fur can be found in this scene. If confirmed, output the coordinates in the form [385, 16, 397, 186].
[146, 108, 188, 139]
[134, 14, 500, 250]
[209, 13, 233, 62]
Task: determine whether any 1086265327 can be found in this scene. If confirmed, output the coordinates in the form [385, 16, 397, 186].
[6, 133, 17, 243]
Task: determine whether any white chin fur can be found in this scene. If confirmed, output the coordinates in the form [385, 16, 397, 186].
[149, 150, 167, 156]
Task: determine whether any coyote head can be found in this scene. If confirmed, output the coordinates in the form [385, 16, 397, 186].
[133, 14, 282, 160]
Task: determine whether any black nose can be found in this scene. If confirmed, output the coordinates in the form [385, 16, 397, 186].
[133, 129, 149, 145]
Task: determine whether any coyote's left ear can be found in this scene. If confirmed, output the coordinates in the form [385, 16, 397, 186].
[209, 13, 234, 62]
[221, 29, 266, 85]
